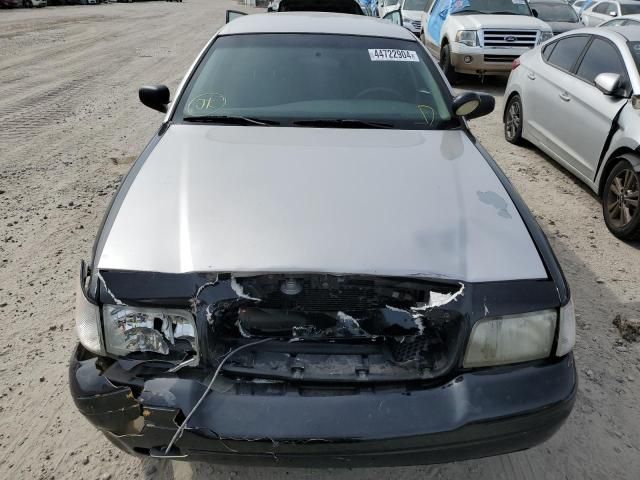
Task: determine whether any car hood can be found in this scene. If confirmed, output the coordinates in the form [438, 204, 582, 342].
[96, 125, 546, 282]
[546, 21, 583, 34]
[453, 14, 550, 30]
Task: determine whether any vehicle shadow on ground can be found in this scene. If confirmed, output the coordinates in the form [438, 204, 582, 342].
[455, 74, 508, 96]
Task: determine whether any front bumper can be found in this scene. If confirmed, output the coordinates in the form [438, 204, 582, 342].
[69, 344, 576, 467]
[449, 43, 532, 74]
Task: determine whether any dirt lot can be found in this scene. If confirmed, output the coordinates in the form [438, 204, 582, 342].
[0, 1, 639, 479]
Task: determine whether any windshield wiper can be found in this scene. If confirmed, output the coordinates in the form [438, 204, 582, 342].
[490, 11, 529, 15]
[293, 119, 394, 129]
[451, 9, 485, 14]
[183, 115, 280, 126]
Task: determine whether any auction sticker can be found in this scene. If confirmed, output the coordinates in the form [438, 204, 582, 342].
[368, 49, 419, 62]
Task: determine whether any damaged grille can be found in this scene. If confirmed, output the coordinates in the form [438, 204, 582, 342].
[202, 274, 466, 382]
[262, 285, 383, 312]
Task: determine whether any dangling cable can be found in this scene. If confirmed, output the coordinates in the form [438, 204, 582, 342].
[164, 337, 272, 454]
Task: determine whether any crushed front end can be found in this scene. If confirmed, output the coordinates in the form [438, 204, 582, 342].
[69, 267, 576, 467]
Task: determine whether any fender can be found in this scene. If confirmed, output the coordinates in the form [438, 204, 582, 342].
[618, 152, 640, 172]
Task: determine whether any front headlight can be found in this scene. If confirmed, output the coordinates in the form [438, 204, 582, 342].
[463, 310, 557, 368]
[538, 31, 553, 44]
[75, 281, 104, 355]
[456, 30, 478, 47]
[103, 305, 197, 357]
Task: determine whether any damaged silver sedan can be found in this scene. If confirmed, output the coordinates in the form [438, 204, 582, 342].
[70, 11, 577, 467]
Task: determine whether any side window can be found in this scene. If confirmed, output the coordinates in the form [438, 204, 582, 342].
[593, 2, 611, 14]
[576, 38, 626, 84]
[424, 0, 435, 13]
[542, 41, 557, 61]
[546, 36, 590, 72]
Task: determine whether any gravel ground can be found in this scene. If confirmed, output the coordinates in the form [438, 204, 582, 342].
[0, 1, 639, 479]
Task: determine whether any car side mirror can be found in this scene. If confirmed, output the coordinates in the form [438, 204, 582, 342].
[609, 11, 618, 17]
[383, 9, 403, 26]
[139, 85, 170, 113]
[452, 92, 495, 120]
[594, 72, 622, 96]
[532, 8, 538, 17]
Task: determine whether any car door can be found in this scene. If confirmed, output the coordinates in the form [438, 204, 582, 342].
[535, 35, 629, 180]
[554, 36, 629, 179]
[522, 35, 590, 157]
[380, 0, 400, 17]
[424, 0, 449, 53]
[586, 2, 617, 25]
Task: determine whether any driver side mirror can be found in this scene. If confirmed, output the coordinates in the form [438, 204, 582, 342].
[609, 10, 618, 17]
[452, 92, 495, 120]
[383, 9, 403, 26]
[595, 72, 622, 96]
[139, 85, 170, 113]
[532, 8, 538, 17]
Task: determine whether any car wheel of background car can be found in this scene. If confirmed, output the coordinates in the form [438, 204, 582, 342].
[439, 43, 458, 84]
[504, 95, 524, 145]
[603, 159, 640, 240]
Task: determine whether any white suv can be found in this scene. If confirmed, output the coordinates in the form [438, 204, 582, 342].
[420, 0, 553, 81]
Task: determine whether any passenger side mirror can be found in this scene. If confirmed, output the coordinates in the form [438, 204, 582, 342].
[609, 11, 618, 17]
[139, 85, 170, 113]
[594, 72, 622, 96]
[452, 92, 495, 120]
[383, 9, 403, 26]
[532, 8, 538, 17]
[226, 10, 247, 23]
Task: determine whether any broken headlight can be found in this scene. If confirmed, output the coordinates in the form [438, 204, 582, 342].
[103, 306, 197, 358]
[463, 310, 557, 368]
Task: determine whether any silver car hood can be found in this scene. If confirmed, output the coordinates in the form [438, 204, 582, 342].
[97, 125, 546, 282]
[453, 14, 550, 30]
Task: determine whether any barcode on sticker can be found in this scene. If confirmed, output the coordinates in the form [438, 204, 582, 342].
[368, 49, 419, 62]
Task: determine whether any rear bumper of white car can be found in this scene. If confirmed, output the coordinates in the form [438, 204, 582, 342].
[450, 44, 530, 74]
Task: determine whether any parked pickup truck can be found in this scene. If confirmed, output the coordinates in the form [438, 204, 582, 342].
[420, 0, 553, 81]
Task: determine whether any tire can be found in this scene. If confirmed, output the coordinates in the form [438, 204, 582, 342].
[439, 43, 458, 84]
[504, 95, 524, 145]
[602, 159, 640, 240]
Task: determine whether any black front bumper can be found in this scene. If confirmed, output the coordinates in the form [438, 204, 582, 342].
[69, 345, 576, 467]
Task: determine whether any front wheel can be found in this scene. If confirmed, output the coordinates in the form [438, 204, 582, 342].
[504, 95, 524, 145]
[603, 160, 640, 240]
[439, 44, 458, 84]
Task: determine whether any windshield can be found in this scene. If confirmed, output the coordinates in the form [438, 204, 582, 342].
[450, 0, 532, 15]
[403, 0, 429, 10]
[622, 5, 640, 14]
[532, 2, 579, 21]
[175, 34, 456, 130]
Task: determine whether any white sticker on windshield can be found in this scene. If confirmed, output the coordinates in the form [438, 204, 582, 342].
[368, 49, 419, 62]
[512, 0, 526, 4]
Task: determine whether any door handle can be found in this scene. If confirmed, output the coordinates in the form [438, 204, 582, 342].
[559, 92, 571, 102]
[527, 72, 536, 80]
